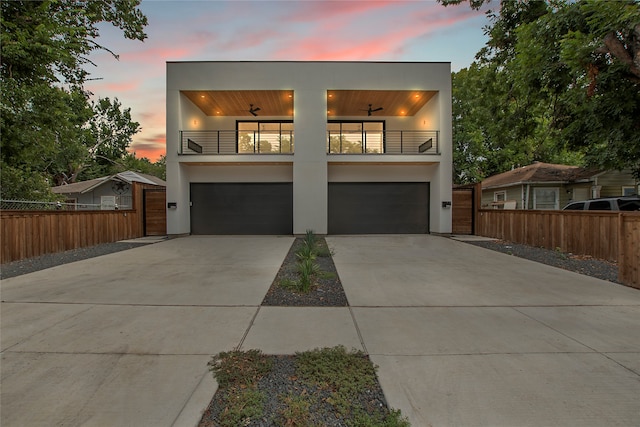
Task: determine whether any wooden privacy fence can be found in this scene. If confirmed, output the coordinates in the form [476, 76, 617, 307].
[476, 209, 640, 289]
[0, 182, 164, 264]
[619, 214, 640, 287]
[1, 210, 139, 263]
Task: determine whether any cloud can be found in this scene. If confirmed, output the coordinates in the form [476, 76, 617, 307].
[104, 80, 142, 93]
[138, 133, 166, 145]
[215, 28, 283, 52]
[272, 2, 483, 60]
[119, 47, 194, 63]
[282, 0, 401, 23]
[130, 133, 166, 161]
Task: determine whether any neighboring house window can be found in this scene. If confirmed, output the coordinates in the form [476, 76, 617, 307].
[533, 188, 559, 210]
[572, 187, 589, 201]
[494, 191, 506, 202]
[622, 186, 637, 196]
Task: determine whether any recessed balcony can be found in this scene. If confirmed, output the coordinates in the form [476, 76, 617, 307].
[178, 129, 439, 156]
[179, 130, 294, 155]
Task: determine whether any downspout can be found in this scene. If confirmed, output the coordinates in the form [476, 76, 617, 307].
[525, 184, 530, 210]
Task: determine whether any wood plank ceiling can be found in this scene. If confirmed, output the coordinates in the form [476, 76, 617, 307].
[181, 89, 436, 117]
[327, 90, 436, 117]
[182, 90, 294, 117]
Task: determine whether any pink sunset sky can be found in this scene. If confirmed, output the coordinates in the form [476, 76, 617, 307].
[85, 0, 490, 162]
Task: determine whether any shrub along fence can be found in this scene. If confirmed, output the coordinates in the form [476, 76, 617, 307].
[0, 182, 159, 264]
[476, 208, 640, 289]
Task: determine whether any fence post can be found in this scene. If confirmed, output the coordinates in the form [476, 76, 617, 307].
[618, 212, 624, 285]
[474, 182, 482, 236]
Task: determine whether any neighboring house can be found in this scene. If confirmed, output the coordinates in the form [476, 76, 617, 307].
[52, 171, 166, 210]
[480, 162, 639, 210]
[166, 61, 453, 235]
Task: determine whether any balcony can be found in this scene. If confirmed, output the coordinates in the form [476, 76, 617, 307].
[179, 129, 439, 155]
[327, 130, 439, 154]
[180, 130, 294, 155]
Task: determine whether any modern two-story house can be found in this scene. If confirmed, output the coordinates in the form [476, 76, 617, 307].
[166, 61, 452, 235]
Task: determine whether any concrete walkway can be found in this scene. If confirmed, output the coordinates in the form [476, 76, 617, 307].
[1, 235, 639, 426]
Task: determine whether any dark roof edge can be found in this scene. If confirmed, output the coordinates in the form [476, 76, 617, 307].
[166, 60, 451, 65]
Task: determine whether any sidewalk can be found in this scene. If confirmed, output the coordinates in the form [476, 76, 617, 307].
[2, 235, 639, 426]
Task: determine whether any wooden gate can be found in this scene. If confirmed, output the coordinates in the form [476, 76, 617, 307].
[452, 187, 474, 234]
[143, 189, 166, 236]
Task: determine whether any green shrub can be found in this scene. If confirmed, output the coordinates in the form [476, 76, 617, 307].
[296, 346, 377, 415]
[295, 242, 317, 261]
[277, 392, 320, 427]
[303, 229, 317, 249]
[218, 387, 266, 427]
[347, 408, 411, 427]
[208, 349, 273, 387]
[279, 277, 297, 290]
[297, 258, 320, 292]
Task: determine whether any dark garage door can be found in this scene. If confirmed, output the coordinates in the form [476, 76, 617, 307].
[190, 183, 293, 235]
[328, 182, 429, 234]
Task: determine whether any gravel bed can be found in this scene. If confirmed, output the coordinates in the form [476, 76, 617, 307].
[262, 238, 349, 306]
[199, 354, 393, 427]
[0, 242, 151, 280]
[466, 239, 620, 283]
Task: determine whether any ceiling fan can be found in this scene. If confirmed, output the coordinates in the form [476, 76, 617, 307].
[248, 104, 261, 117]
[362, 104, 383, 116]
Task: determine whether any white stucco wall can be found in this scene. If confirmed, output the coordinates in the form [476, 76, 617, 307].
[166, 61, 452, 235]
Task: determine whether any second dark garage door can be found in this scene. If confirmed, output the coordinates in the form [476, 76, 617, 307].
[190, 183, 293, 235]
[328, 182, 429, 234]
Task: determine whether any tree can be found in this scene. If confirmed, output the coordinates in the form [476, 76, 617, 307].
[1, 0, 147, 199]
[58, 97, 142, 184]
[115, 153, 166, 180]
[442, 0, 640, 180]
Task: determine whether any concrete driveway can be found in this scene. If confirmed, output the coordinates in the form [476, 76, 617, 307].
[1, 236, 294, 427]
[328, 235, 640, 427]
[1, 235, 639, 426]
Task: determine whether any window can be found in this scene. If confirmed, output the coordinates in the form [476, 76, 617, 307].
[588, 200, 611, 210]
[493, 191, 506, 202]
[327, 120, 384, 153]
[533, 188, 559, 210]
[237, 121, 293, 153]
[622, 186, 637, 196]
[564, 202, 585, 210]
[618, 199, 640, 211]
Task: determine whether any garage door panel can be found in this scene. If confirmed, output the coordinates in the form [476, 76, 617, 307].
[191, 183, 292, 235]
[328, 183, 429, 234]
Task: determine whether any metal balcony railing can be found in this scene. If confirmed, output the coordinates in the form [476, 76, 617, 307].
[327, 130, 439, 154]
[179, 129, 439, 155]
[179, 130, 294, 155]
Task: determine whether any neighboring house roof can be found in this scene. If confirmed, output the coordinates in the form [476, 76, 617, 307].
[481, 162, 600, 190]
[52, 171, 166, 194]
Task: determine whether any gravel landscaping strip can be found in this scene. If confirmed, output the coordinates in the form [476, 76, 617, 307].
[262, 237, 348, 307]
[0, 242, 152, 280]
[199, 350, 406, 427]
[465, 239, 620, 284]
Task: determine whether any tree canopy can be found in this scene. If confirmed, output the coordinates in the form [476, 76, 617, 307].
[0, 0, 155, 200]
[443, 0, 640, 183]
